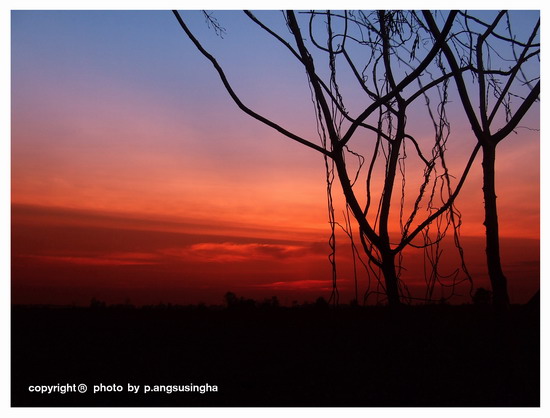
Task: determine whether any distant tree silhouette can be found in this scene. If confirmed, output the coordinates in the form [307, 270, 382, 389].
[173, 10, 500, 307]
[314, 296, 329, 309]
[424, 11, 540, 310]
[90, 297, 106, 309]
[224, 291, 256, 310]
[259, 296, 280, 309]
[224, 291, 238, 308]
[472, 288, 492, 306]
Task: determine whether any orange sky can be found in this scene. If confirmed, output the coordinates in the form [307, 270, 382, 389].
[10, 10, 540, 306]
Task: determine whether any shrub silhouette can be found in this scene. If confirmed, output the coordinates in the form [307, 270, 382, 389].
[472, 288, 492, 306]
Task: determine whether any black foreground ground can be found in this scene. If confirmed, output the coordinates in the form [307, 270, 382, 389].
[11, 303, 539, 407]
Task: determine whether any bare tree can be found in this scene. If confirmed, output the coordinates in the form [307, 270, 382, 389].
[172, 10, 481, 307]
[423, 11, 540, 310]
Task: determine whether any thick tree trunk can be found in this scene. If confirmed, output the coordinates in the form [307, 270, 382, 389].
[381, 250, 401, 307]
[332, 148, 402, 307]
[481, 143, 510, 310]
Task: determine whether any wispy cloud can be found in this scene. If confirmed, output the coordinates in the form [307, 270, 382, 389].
[18, 252, 160, 266]
[161, 242, 314, 263]
[254, 279, 351, 291]
[14, 240, 327, 267]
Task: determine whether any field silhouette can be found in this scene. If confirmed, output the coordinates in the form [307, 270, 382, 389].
[12, 296, 539, 407]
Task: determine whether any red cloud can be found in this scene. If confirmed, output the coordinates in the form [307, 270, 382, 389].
[161, 242, 312, 263]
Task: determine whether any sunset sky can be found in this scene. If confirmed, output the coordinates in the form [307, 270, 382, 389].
[10, 9, 540, 306]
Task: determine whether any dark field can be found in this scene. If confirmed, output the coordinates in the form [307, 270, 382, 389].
[11, 303, 539, 407]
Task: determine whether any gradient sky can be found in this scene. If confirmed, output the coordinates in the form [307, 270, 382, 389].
[10, 10, 540, 306]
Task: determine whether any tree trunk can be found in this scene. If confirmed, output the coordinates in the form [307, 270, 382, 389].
[381, 249, 401, 307]
[481, 142, 510, 310]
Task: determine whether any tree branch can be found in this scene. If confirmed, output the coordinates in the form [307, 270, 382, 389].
[492, 81, 540, 143]
[423, 10, 485, 142]
[394, 142, 482, 253]
[172, 10, 332, 157]
[340, 10, 458, 147]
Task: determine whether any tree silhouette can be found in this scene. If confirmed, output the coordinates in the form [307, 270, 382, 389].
[423, 11, 540, 310]
[172, 10, 491, 307]
[472, 287, 492, 306]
